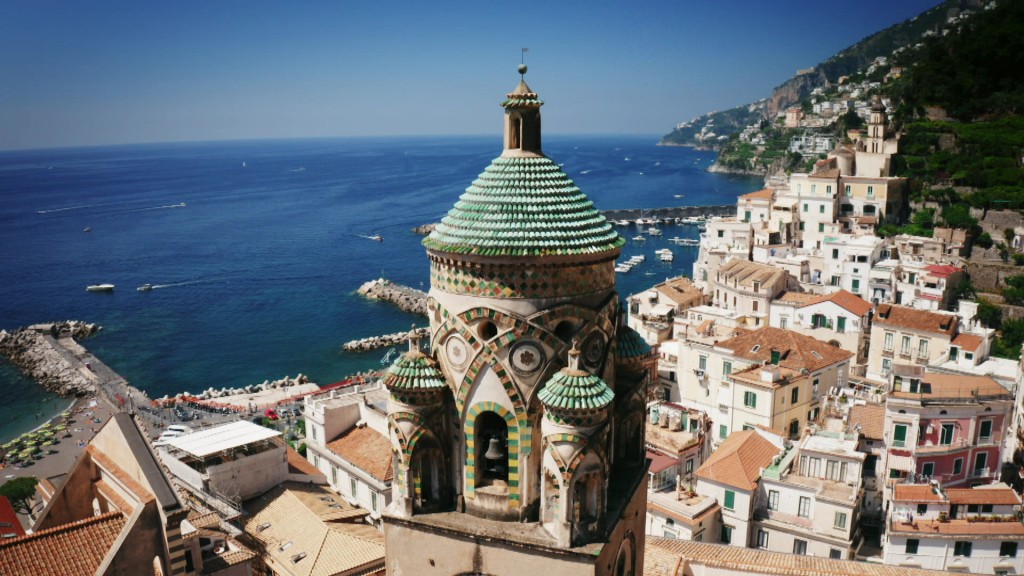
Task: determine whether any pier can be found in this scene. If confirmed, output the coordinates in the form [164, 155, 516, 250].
[357, 277, 429, 316]
[601, 204, 734, 221]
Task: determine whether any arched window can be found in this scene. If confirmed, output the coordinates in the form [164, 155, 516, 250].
[412, 436, 445, 511]
[543, 471, 560, 527]
[474, 411, 508, 488]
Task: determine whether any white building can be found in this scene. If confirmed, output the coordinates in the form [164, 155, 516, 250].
[884, 483, 1024, 574]
[304, 382, 393, 524]
[769, 289, 873, 371]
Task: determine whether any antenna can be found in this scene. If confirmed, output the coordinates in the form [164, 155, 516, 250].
[519, 48, 529, 79]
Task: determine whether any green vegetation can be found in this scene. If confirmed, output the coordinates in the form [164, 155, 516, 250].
[0, 476, 38, 516]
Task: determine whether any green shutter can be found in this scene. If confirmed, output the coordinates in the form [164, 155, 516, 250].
[724, 490, 735, 510]
[894, 424, 907, 445]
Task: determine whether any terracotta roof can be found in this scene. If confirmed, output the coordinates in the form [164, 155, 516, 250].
[287, 444, 326, 478]
[890, 373, 1010, 400]
[644, 537, 949, 576]
[889, 518, 1024, 537]
[821, 289, 873, 316]
[925, 264, 962, 277]
[946, 486, 1022, 506]
[951, 332, 983, 352]
[647, 450, 679, 474]
[848, 402, 885, 440]
[718, 259, 787, 290]
[716, 327, 854, 373]
[776, 292, 820, 305]
[874, 304, 957, 336]
[810, 168, 841, 179]
[244, 483, 384, 576]
[647, 499, 720, 527]
[695, 430, 781, 491]
[739, 188, 774, 201]
[893, 484, 944, 503]
[326, 426, 394, 483]
[654, 276, 704, 306]
[0, 511, 125, 576]
[857, 216, 878, 225]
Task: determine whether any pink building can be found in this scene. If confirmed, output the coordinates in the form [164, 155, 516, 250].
[884, 372, 1012, 489]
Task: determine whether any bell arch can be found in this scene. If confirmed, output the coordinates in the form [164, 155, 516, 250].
[465, 402, 520, 505]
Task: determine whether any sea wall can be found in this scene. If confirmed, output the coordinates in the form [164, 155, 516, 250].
[602, 205, 735, 220]
[0, 321, 101, 396]
[342, 327, 430, 352]
[357, 278, 429, 316]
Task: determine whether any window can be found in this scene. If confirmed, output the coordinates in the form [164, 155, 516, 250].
[901, 335, 911, 354]
[799, 222, 805, 231]
[819, 205, 825, 214]
[724, 490, 735, 510]
[698, 355, 707, 371]
[313, 454, 320, 468]
[717, 230, 724, 238]
[798, 496, 810, 518]
[371, 492, 378, 511]
[721, 524, 733, 544]
[1001, 542, 1019, 557]
[884, 332, 894, 351]
[350, 478, 358, 497]
[954, 541, 972, 557]
[743, 391, 757, 409]
[803, 203, 809, 213]
[845, 185, 852, 196]
[311, 426, 318, 441]
[835, 512, 847, 529]
[793, 539, 807, 555]
[830, 549, 843, 559]
[882, 358, 892, 375]
[826, 185, 832, 194]
[867, 186, 874, 197]
[893, 424, 908, 448]
[917, 503, 928, 514]
[832, 249, 839, 258]
[837, 317, 846, 333]
[983, 504, 994, 513]
[953, 458, 963, 475]
[922, 462, 935, 478]
[780, 317, 788, 330]
[685, 459, 693, 474]
[811, 185, 817, 194]
[906, 539, 919, 554]
[757, 529, 769, 548]
[918, 339, 928, 357]
[980, 420, 993, 442]
[745, 210, 751, 223]
[851, 279, 860, 293]
[752, 301, 758, 312]
[723, 361, 732, 376]
[968, 504, 980, 513]
[331, 466, 338, 485]
[818, 223, 825, 232]
[768, 490, 779, 510]
[791, 387, 799, 404]
[940, 423, 954, 445]
[719, 424, 727, 439]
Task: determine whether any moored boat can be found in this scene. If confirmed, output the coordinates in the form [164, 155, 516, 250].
[86, 284, 115, 292]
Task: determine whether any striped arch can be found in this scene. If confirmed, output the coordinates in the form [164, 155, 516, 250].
[544, 433, 589, 482]
[388, 411, 429, 491]
[529, 302, 616, 336]
[566, 440, 608, 481]
[456, 356, 531, 456]
[465, 401, 521, 505]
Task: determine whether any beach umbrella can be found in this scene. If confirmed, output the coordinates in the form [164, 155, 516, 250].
[54, 424, 66, 431]
[2, 442, 13, 450]
[41, 422, 52, 428]
[62, 411, 72, 418]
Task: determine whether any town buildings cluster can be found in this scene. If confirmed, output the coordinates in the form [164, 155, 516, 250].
[629, 83, 1024, 575]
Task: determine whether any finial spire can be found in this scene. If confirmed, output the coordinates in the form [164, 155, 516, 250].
[519, 47, 529, 79]
[408, 324, 420, 353]
[567, 338, 581, 372]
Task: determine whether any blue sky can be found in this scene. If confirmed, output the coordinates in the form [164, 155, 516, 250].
[0, 0, 941, 150]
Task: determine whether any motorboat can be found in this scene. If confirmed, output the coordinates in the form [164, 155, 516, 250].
[632, 235, 646, 242]
[614, 264, 633, 274]
[659, 252, 674, 262]
[86, 284, 115, 292]
[647, 227, 663, 236]
[137, 284, 154, 292]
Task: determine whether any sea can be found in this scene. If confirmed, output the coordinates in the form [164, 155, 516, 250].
[0, 135, 760, 442]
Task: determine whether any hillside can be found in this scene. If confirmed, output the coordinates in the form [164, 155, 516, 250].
[659, 0, 982, 149]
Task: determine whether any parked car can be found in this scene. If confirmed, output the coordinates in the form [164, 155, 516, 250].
[264, 409, 279, 420]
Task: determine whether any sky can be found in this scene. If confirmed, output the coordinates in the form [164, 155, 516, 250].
[0, 0, 943, 151]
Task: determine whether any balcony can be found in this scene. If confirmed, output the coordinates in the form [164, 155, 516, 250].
[882, 349, 894, 358]
[917, 438, 975, 454]
[754, 508, 814, 530]
[969, 467, 993, 479]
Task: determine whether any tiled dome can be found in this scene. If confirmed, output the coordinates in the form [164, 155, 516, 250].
[423, 156, 624, 257]
[538, 366, 614, 412]
[383, 351, 447, 392]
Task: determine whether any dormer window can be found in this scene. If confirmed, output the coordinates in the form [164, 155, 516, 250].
[751, 345, 761, 353]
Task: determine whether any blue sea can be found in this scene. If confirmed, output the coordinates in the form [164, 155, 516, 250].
[0, 135, 759, 441]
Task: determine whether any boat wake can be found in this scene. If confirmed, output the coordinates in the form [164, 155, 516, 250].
[129, 202, 187, 212]
[36, 201, 125, 214]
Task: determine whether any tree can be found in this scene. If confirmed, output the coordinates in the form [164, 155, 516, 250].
[0, 477, 38, 516]
[993, 318, 1024, 359]
[976, 232, 994, 249]
[940, 204, 977, 230]
[976, 298, 1003, 329]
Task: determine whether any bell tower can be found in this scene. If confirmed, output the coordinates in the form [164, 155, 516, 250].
[382, 65, 651, 576]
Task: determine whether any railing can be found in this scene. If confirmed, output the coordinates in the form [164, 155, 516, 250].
[969, 467, 992, 479]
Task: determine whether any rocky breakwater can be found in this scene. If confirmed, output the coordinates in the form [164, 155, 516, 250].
[343, 327, 429, 352]
[357, 277, 428, 316]
[163, 374, 313, 402]
[0, 321, 101, 396]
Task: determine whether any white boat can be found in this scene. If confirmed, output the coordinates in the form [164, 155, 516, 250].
[659, 252, 674, 262]
[628, 255, 646, 263]
[679, 239, 700, 246]
[668, 237, 683, 244]
[86, 284, 115, 292]
[137, 284, 154, 292]
[632, 235, 646, 242]
[647, 227, 663, 236]
[655, 248, 672, 255]
[614, 264, 633, 274]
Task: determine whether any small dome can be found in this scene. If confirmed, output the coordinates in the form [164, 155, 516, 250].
[616, 325, 651, 360]
[383, 351, 447, 392]
[538, 363, 614, 413]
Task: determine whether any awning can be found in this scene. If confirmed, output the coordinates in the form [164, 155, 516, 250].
[888, 454, 916, 472]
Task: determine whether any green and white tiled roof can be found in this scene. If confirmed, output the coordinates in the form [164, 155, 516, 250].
[616, 325, 651, 359]
[423, 156, 625, 257]
[538, 368, 614, 412]
[383, 351, 447, 391]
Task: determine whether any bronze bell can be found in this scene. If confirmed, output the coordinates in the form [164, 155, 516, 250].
[484, 437, 505, 460]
